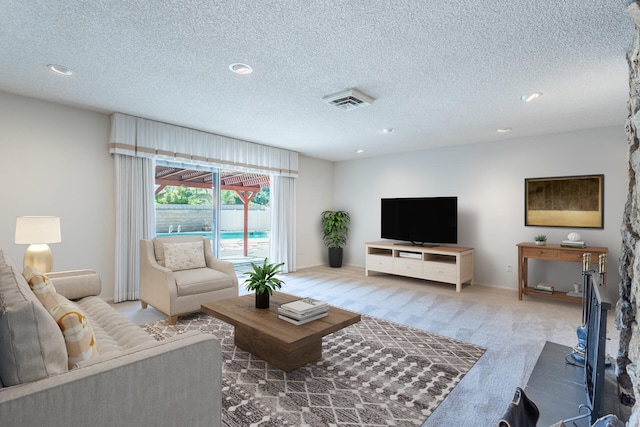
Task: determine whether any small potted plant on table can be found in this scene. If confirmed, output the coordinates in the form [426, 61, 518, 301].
[534, 235, 547, 246]
[244, 258, 285, 308]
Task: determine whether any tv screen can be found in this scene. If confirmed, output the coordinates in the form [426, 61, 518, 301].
[381, 197, 457, 245]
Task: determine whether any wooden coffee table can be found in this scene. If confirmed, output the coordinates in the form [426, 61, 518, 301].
[201, 292, 361, 372]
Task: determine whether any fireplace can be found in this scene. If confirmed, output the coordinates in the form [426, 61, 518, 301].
[618, 3, 640, 426]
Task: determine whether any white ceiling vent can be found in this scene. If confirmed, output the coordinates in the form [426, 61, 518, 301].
[323, 89, 374, 111]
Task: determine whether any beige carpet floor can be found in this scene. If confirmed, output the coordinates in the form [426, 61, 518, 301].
[114, 265, 619, 426]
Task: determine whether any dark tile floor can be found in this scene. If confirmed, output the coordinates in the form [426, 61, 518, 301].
[525, 342, 631, 426]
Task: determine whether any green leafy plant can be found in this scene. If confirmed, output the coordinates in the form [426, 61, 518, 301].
[534, 234, 547, 242]
[244, 258, 285, 295]
[321, 210, 351, 249]
[155, 186, 212, 205]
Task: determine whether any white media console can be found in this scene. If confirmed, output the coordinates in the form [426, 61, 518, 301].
[365, 241, 474, 292]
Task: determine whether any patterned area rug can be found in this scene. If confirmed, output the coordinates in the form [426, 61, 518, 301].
[141, 312, 485, 426]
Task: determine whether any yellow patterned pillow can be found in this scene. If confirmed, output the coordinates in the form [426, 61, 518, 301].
[41, 292, 99, 368]
[23, 265, 56, 302]
[163, 241, 207, 271]
[25, 267, 99, 368]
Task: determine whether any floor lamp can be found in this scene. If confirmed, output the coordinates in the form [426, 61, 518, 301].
[14, 216, 62, 273]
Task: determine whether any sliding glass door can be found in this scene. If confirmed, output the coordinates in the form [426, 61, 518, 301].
[154, 162, 270, 265]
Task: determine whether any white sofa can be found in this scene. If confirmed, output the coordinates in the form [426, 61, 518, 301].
[0, 250, 221, 427]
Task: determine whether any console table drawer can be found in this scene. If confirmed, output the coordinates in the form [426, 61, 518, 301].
[557, 251, 589, 262]
[521, 247, 558, 260]
[424, 261, 457, 283]
[394, 258, 423, 278]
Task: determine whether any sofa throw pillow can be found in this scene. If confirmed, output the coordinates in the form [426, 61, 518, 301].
[41, 292, 99, 368]
[24, 268, 99, 369]
[23, 265, 56, 303]
[0, 251, 68, 386]
[163, 241, 206, 271]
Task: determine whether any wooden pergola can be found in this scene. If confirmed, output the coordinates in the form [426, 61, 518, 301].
[155, 166, 270, 256]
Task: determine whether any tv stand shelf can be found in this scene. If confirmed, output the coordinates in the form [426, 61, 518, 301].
[365, 241, 474, 292]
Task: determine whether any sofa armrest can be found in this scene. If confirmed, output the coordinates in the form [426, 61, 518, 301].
[46, 269, 101, 300]
[0, 332, 221, 427]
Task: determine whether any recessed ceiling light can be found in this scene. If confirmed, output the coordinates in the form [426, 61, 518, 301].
[497, 128, 512, 133]
[229, 63, 253, 75]
[47, 64, 74, 76]
[356, 149, 364, 154]
[382, 128, 395, 133]
[521, 92, 542, 103]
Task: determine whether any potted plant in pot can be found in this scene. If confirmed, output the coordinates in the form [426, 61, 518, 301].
[534, 234, 547, 246]
[321, 210, 351, 268]
[244, 258, 285, 308]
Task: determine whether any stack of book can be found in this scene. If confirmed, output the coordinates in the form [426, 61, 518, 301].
[561, 240, 586, 248]
[278, 298, 329, 325]
[534, 283, 554, 294]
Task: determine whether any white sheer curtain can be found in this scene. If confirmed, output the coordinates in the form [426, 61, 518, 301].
[270, 175, 296, 273]
[113, 154, 155, 302]
[109, 112, 299, 292]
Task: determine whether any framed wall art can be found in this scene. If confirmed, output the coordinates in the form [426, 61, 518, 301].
[524, 174, 604, 228]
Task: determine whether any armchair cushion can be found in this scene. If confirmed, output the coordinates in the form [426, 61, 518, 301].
[174, 268, 235, 297]
[163, 241, 206, 271]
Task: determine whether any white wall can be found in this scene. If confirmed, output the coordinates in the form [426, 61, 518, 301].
[295, 155, 334, 269]
[0, 90, 626, 302]
[332, 126, 627, 300]
[0, 91, 114, 299]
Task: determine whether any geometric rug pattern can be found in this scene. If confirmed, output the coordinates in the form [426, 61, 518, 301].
[141, 312, 485, 426]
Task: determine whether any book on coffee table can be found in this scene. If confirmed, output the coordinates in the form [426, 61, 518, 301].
[278, 306, 328, 320]
[278, 311, 328, 325]
[280, 298, 328, 313]
[279, 307, 328, 321]
[278, 297, 329, 324]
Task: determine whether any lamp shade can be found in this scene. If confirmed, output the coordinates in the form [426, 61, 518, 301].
[15, 216, 62, 244]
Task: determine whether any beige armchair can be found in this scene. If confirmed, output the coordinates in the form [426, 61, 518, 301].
[140, 236, 238, 324]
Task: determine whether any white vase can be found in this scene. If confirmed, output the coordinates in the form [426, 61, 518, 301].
[535, 241, 546, 246]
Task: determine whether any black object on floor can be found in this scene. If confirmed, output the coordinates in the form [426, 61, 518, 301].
[498, 387, 540, 427]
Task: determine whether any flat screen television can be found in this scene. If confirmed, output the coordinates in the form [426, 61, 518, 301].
[583, 272, 611, 423]
[381, 197, 457, 246]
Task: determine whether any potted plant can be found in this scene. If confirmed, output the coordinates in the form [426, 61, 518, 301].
[244, 258, 285, 308]
[534, 234, 547, 246]
[321, 210, 351, 268]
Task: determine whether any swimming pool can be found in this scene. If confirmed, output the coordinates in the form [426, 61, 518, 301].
[156, 230, 269, 239]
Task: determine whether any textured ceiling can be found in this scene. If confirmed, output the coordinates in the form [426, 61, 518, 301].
[0, 1, 635, 162]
